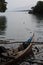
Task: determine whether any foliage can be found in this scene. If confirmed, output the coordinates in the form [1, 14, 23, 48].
[32, 1, 43, 15]
[0, 0, 7, 12]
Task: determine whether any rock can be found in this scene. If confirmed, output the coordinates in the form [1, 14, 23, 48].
[0, 46, 6, 53]
[35, 47, 39, 52]
[32, 63, 38, 65]
[20, 62, 30, 65]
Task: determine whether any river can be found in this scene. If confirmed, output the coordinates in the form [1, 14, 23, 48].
[0, 12, 43, 48]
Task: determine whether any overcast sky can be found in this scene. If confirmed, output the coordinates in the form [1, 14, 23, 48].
[6, 0, 40, 11]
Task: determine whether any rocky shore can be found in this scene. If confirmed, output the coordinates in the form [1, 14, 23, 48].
[0, 41, 43, 65]
[20, 44, 43, 65]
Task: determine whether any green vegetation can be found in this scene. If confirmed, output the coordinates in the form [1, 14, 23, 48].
[29, 1, 43, 15]
[0, 16, 7, 35]
[0, 16, 7, 31]
[0, 0, 7, 12]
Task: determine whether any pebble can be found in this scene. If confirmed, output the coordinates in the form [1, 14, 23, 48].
[20, 62, 38, 65]
[20, 62, 30, 65]
[32, 63, 38, 65]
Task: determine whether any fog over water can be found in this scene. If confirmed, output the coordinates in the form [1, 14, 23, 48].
[6, 0, 39, 11]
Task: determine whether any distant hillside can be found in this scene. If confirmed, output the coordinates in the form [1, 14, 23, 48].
[13, 6, 30, 12]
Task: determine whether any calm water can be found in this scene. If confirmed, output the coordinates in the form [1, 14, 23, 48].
[0, 12, 43, 48]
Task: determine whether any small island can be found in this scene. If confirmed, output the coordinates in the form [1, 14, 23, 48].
[29, 1, 43, 15]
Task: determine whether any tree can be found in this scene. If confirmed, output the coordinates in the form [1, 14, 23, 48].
[32, 1, 43, 14]
[0, 0, 7, 12]
[0, 0, 5, 3]
[29, 1, 43, 15]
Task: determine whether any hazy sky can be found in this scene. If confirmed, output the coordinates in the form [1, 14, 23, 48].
[6, 0, 39, 11]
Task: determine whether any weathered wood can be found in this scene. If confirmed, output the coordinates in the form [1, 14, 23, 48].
[4, 43, 33, 65]
[0, 41, 43, 44]
[2, 34, 34, 65]
[0, 54, 15, 59]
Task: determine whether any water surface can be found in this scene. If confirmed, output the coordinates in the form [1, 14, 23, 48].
[0, 12, 43, 48]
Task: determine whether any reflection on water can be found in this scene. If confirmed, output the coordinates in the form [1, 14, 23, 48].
[34, 15, 43, 42]
[0, 12, 43, 48]
[0, 16, 7, 35]
[35, 15, 43, 20]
